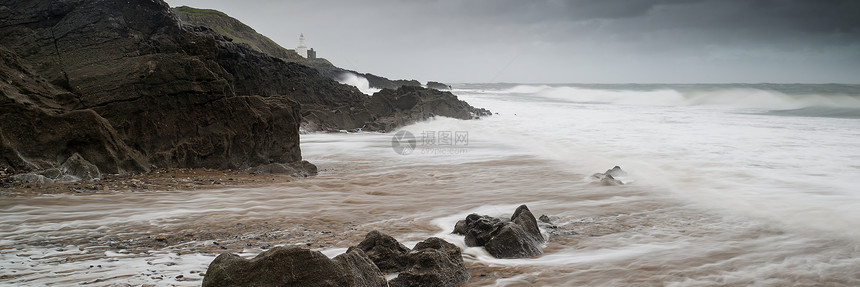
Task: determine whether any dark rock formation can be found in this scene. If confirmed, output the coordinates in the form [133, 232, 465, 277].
[364, 86, 492, 132]
[349, 230, 411, 273]
[453, 205, 545, 259]
[426, 81, 452, 90]
[390, 237, 470, 287]
[202, 246, 386, 287]
[0, 46, 148, 175]
[0, 0, 315, 176]
[592, 166, 626, 186]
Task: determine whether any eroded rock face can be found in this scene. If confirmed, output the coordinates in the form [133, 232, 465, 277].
[202, 247, 386, 287]
[0, 0, 490, 177]
[0, 0, 311, 175]
[453, 205, 545, 259]
[0, 47, 148, 175]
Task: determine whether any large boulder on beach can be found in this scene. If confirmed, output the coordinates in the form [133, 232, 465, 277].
[453, 205, 545, 258]
[202, 246, 386, 287]
[348, 230, 411, 273]
[390, 237, 470, 287]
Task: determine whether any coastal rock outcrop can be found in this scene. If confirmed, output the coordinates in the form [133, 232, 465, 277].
[0, 0, 312, 175]
[202, 246, 386, 287]
[0, 0, 490, 179]
[0, 46, 148, 176]
[364, 86, 492, 132]
[426, 81, 452, 90]
[453, 205, 545, 258]
[171, 6, 491, 132]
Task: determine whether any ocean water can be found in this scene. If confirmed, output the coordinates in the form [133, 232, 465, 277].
[2, 83, 859, 286]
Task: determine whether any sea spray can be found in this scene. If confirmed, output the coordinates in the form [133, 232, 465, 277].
[337, 72, 381, 95]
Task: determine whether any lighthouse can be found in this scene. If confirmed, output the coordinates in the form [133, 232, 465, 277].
[296, 33, 308, 58]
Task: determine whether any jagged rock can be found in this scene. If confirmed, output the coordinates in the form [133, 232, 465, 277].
[426, 81, 451, 90]
[364, 86, 492, 132]
[390, 237, 470, 287]
[61, 153, 101, 180]
[202, 246, 386, 287]
[348, 230, 411, 273]
[453, 205, 545, 259]
[455, 214, 504, 247]
[485, 205, 544, 258]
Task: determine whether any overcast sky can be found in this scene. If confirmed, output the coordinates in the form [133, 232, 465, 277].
[164, 0, 860, 84]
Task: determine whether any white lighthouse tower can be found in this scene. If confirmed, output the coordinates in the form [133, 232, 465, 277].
[296, 33, 308, 58]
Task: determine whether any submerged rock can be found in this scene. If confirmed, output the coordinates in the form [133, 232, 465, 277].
[202, 246, 386, 287]
[390, 237, 470, 287]
[600, 174, 624, 186]
[592, 166, 626, 186]
[453, 205, 545, 259]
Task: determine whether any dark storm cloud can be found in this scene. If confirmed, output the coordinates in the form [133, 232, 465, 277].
[165, 0, 860, 83]
[445, 0, 860, 43]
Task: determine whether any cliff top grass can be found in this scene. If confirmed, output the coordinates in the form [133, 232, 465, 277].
[172, 6, 230, 18]
[172, 6, 302, 60]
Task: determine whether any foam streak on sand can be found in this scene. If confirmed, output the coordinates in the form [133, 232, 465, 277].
[2, 84, 860, 286]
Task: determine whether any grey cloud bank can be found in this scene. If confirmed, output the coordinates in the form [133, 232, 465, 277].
[164, 0, 860, 83]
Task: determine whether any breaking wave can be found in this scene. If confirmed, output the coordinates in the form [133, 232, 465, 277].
[337, 73, 380, 95]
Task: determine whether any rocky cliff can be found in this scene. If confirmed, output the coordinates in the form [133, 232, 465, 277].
[172, 6, 425, 91]
[0, 0, 311, 177]
[0, 0, 488, 180]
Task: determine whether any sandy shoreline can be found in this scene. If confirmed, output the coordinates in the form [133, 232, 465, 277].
[0, 168, 578, 285]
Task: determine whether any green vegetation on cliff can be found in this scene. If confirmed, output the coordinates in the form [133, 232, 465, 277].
[173, 6, 303, 61]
